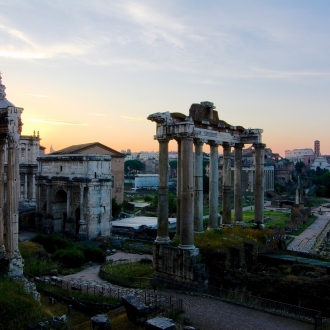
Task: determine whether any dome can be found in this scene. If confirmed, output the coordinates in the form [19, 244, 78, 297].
[0, 73, 15, 109]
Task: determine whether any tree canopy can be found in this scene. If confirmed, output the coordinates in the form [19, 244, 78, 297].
[124, 160, 145, 173]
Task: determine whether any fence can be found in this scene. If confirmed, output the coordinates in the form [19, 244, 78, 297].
[30, 273, 182, 319]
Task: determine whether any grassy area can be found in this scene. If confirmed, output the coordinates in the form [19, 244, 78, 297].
[102, 262, 153, 278]
[307, 197, 328, 207]
[237, 210, 291, 228]
[172, 226, 274, 253]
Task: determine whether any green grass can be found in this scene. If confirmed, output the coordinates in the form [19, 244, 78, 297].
[237, 210, 291, 228]
[172, 226, 274, 253]
[102, 262, 153, 278]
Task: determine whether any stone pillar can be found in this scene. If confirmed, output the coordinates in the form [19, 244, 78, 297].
[5, 133, 20, 254]
[31, 173, 36, 201]
[254, 143, 266, 227]
[179, 137, 194, 249]
[80, 185, 84, 222]
[66, 181, 72, 219]
[175, 139, 181, 237]
[208, 142, 219, 229]
[222, 143, 232, 225]
[194, 139, 203, 233]
[234, 143, 244, 223]
[0, 138, 5, 252]
[156, 138, 170, 244]
[46, 179, 52, 214]
[24, 173, 27, 200]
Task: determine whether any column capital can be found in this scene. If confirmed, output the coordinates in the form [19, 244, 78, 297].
[194, 138, 205, 145]
[253, 142, 266, 149]
[234, 143, 245, 149]
[207, 140, 219, 146]
[7, 132, 20, 149]
[157, 137, 171, 143]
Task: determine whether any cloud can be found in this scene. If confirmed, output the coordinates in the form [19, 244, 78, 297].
[120, 116, 146, 121]
[30, 118, 88, 125]
[87, 112, 106, 116]
[27, 94, 49, 98]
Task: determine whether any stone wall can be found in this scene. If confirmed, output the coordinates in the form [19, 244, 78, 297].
[153, 244, 208, 291]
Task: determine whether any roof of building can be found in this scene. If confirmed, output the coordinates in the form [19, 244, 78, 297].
[50, 142, 125, 157]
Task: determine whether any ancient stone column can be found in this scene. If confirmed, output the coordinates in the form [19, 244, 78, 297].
[175, 139, 181, 237]
[179, 137, 194, 249]
[208, 142, 219, 229]
[0, 138, 5, 251]
[254, 143, 266, 227]
[24, 173, 27, 200]
[194, 139, 203, 233]
[156, 138, 170, 244]
[5, 133, 20, 254]
[222, 143, 232, 225]
[234, 143, 244, 223]
[46, 179, 52, 214]
[66, 181, 72, 219]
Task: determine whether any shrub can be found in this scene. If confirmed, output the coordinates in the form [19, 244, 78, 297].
[78, 245, 106, 263]
[32, 234, 74, 254]
[52, 248, 85, 268]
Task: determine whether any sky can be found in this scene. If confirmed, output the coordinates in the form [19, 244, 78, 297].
[1, 0, 330, 156]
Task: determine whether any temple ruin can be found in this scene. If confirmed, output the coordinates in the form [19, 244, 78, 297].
[0, 73, 24, 277]
[148, 101, 266, 288]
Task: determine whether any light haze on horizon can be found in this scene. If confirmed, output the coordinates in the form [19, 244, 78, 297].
[1, 0, 330, 156]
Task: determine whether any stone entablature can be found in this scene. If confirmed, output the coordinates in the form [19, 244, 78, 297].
[36, 154, 113, 239]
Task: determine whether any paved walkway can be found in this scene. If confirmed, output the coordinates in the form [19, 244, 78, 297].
[288, 204, 330, 253]
[63, 252, 313, 330]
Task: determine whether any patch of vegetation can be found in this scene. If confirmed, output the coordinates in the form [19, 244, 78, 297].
[102, 262, 153, 278]
[172, 226, 274, 253]
[238, 210, 291, 228]
[22, 235, 106, 275]
[0, 276, 44, 330]
[307, 196, 328, 207]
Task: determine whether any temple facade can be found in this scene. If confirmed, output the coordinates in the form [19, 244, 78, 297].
[148, 101, 267, 288]
[35, 154, 113, 240]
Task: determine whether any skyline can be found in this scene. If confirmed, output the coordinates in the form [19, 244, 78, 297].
[1, 1, 330, 155]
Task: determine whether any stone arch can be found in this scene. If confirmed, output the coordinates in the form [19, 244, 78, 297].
[53, 189, 67, 232]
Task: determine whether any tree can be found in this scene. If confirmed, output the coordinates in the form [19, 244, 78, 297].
[112, 198, 122, 216]
[124, 160, 145, 174]
[295, 161, 305, 174]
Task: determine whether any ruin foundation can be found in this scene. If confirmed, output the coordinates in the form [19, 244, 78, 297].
[152, 244, 208, 291]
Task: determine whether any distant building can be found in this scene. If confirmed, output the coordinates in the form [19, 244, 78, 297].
[51, 142, 125, 204]
[36, 154, 112, 239]
[314, 140, 320, 156]
[3, 132, 45, 202]
[285, 148, 315, 163]
[311, 156, 330, 171]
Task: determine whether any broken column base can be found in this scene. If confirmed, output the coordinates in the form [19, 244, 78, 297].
[0, 250, 24, 278]
[253, 223, 265, 229]
[152, 244, 208, 292]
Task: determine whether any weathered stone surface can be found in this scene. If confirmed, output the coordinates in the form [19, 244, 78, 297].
[122, 294, 150, 325]
[153, 244, 208, 290]
[90, 314, 110, 330]
[145, 316, 176, 330]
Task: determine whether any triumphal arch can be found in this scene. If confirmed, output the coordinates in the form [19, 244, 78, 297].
[148, 101, 265, 288]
